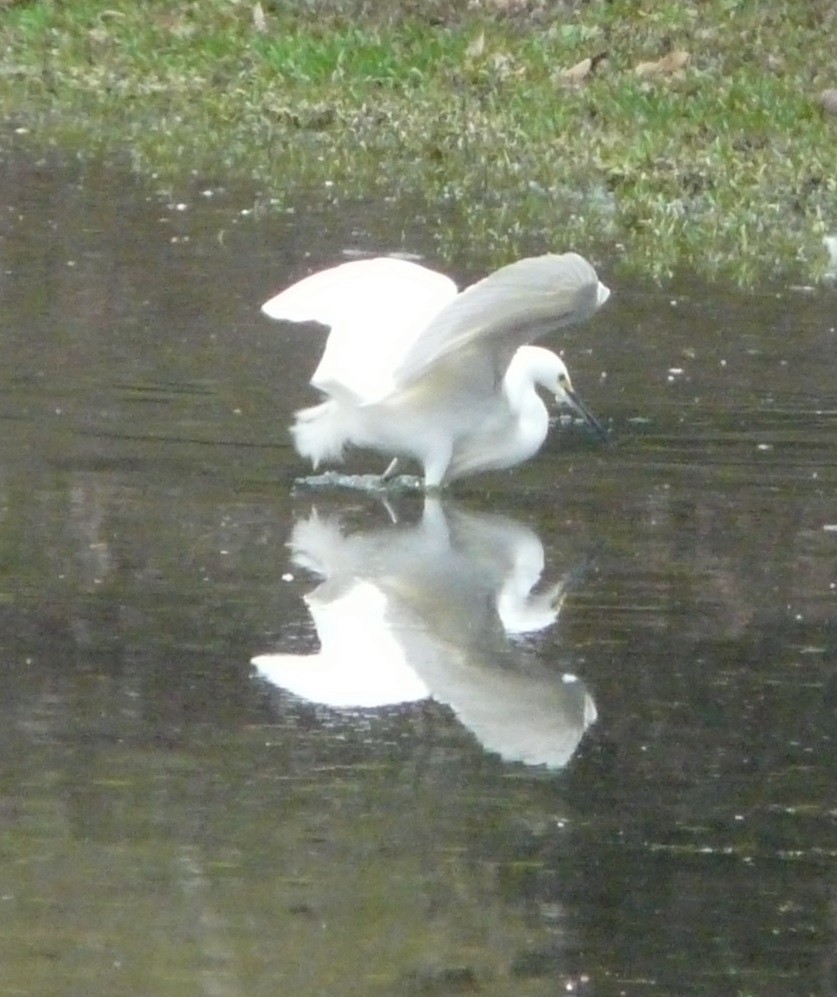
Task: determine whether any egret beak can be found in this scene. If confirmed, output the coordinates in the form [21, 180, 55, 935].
[562, 384, 609, 442]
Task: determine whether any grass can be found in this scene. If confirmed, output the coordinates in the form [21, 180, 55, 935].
[1, 0, 836, 282]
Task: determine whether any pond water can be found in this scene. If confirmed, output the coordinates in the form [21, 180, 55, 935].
[0, 137, 834, 996]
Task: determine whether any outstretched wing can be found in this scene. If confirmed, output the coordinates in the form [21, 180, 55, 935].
[392, 253, 609, 390]
[261, 257, 458, 403]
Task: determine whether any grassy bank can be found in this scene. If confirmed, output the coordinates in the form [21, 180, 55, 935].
[2, 0, 836, 282]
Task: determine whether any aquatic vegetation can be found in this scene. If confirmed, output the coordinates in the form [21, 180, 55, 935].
[1, 0, 835, 282]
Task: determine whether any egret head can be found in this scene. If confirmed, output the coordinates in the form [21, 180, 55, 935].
[512, 346, 607, 442]
[554, 365, 609, 442]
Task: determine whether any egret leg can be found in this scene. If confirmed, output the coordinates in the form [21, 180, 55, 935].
[422, 445, 452, 491]
[380, 496, 398, 524]
[381, 457, 400, 481]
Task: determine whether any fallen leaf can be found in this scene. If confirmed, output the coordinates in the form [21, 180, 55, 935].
[558, 50, 608, 85]
[635, 49, 691, 77]
[819, 89, 837, 117]
[562, 57, 593, 84]
[466, 31, 486, 61]
[253, 1, 267, 33]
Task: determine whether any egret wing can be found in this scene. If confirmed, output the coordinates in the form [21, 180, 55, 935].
[392, 253, 607, 390]
[262, 257, 458, 403]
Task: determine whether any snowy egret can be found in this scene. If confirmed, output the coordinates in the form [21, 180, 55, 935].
[262, 252, 610, 488]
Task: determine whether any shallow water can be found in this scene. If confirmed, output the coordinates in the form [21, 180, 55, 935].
[0, 137, 834, 996]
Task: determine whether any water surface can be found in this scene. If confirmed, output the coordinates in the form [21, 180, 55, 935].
[0, 138, 834, 996]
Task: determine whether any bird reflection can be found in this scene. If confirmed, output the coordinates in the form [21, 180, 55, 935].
[252, 500, 596, 769]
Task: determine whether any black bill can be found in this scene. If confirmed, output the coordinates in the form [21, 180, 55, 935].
[565, 387, 609, 442]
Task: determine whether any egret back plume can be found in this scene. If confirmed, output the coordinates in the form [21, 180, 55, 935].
[291, 398, 351, 467]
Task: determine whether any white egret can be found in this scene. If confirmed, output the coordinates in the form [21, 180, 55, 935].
[262, 252, 610, 488]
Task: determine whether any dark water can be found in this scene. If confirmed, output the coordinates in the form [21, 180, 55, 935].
[0, 138, 834, 996]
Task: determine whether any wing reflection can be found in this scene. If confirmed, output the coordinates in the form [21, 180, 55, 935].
[253, 500, 596, 769]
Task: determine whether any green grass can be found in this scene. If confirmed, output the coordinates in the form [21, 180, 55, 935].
[2, 0, 836, 282]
